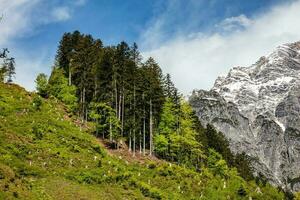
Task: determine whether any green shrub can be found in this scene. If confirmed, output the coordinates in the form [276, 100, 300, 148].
[32, 124, 44, 140]
[71, 145, 81, 153]
[92, 145, 103, 155]
[148, 162, 156, 169]
[17, 164, 44, 177]
[157, 165, 174, 177]
[137, 181, 163, 200]
[115, 172, 131, 182]
[32, 95, 42, 111]
[237, 186, 247, 196]
[0, 164, 15, 180]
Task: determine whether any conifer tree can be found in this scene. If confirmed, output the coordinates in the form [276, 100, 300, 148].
[5, 57, 15, 83]
[143, 57, 165, 155]
[35, 73, 48, 97]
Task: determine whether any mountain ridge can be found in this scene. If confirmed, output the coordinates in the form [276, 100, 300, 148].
[190, 41, 300, 192]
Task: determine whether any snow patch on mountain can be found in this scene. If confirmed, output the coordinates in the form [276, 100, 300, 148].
[190, 41, 300, 191]
[212, 42, 300, 124]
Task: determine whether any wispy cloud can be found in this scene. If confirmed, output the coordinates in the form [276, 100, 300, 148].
[74, 0, 87, 6]
[216, 14, 253, 32]
[0, 0, 85, 45]
[140, 0, 212, 50]
[51, 6, 71, 21]
[0, 0, 86, 90]
[142, 0, 300, 94]
[0, 0, 39, 45]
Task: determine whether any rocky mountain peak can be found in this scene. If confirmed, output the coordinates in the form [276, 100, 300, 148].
[190, 41, 300, 192]
[212, 41, 300, 122]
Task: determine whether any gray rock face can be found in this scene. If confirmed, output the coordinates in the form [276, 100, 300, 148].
[189, 41, 300, 191]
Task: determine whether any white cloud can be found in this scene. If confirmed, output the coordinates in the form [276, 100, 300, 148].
[216, 14, 253, 31]
[13, 50, 52, 91]
[0, 0, 39, 45]
[52, 7, 71, 21]
[0, 0, 85, 91]
[142, 0, 300, 95]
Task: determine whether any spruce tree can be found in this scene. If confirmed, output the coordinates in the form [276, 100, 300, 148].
[35, 73, 48, 97]
[5, 57, 15, 83]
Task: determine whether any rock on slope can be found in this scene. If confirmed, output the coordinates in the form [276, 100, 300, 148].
[189, 41, 300, 191]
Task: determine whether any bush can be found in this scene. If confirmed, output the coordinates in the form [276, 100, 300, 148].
[237, 186, 247, 196]
[137, 181, 163, 200]
[92, 145, 103, 154]
[70, 145, 81, 153]
[32, 95, 42, 111]
[32, 124, 44, 140]
[115, 172, 131, 182]
[157, 165, 174, 177]
[0, 164, 15, 180]
[148, 162, 156, 169]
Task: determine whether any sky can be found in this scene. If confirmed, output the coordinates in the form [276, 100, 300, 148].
[0, 0, 300, 95]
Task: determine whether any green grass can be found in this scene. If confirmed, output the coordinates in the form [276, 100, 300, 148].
[0, 83, 284, 199]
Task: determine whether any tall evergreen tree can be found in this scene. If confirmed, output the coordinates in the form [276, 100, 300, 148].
[143, 57, 165, 155]
[35, 73, 48, 97]
[5, 57, 15, 83]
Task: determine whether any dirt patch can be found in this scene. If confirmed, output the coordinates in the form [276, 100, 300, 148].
[97, 139, 162, 165]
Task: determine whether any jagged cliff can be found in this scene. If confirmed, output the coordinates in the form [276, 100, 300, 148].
[190, 41, 300, 191]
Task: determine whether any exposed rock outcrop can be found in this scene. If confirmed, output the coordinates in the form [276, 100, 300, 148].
[190, 41, 300, 191]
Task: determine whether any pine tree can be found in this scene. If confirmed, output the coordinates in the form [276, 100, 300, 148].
[204, 124, 234, 167]
[0, 48, 9, 59]
[35, 73, 48, 97]
[5, 57, 15, 83]
[143, 57, 165, 155]
[0, 49, 15, 83]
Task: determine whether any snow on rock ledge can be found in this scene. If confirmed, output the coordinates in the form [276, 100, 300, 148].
[190, 41, 300, 192]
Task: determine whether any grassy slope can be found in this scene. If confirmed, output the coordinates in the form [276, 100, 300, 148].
[0, 83, 284, 200]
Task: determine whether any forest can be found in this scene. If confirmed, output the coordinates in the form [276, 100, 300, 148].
[35, 31, 255, 179]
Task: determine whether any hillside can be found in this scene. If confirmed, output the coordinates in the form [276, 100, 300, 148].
[0, 83, 286, 199]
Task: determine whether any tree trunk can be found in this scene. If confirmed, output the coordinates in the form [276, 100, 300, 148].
[115, 79, 118, 117]
[129, 129, 132, 152]
[96, 118, 98, 137]
[85, 107, 88, 122]
[68, 65, 72, 86]
[109, 115, 112, 142]
[79, 88, 83, 130]
[82, 87, 85, 120]
[121, 87, 125, 137]
[118, 93, 122, 120]
[133, 84, 136, 157]
[133, 130, 136, 157]
[110, 88, 114, 141]
[139, 130, 142, 154]
[94, 74, 97, 99]
[149, 99, 153, 156]
[143, 93, 146, 156]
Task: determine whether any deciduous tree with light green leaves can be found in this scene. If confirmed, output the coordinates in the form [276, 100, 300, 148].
[155, 98, 205, 169]
[48, 67, 77, 111]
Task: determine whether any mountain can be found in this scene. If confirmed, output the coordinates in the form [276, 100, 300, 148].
[189, 41, 300, 192]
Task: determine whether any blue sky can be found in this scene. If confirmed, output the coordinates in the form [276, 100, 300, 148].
[1, 0, 299, 94]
